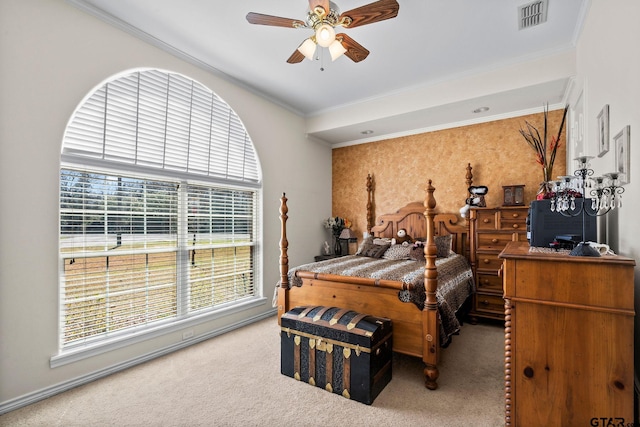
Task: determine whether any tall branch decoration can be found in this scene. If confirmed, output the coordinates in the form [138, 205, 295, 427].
[518, 104, 569, 198]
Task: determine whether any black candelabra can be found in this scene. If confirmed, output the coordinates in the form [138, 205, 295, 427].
[548, 156, 624, 256]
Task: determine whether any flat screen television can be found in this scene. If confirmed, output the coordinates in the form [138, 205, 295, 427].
[527, 199, 597, 248]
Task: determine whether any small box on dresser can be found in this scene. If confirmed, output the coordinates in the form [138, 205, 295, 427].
[469, 206, 528, 322]
[500, 241, 635, 426]
[280, 306, 392, 405]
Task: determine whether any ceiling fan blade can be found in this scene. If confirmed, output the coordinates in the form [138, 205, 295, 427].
[339, 0, 399, 29]
[246, 12, 306, 28]
[337, 33, 370, 63]
[287, 49, 305, 64]
[308, 0, 330, 15]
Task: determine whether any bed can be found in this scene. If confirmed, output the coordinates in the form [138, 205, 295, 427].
[275, 166, 475, 390]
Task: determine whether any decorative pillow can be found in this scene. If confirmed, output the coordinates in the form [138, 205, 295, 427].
[382, 244, 412, 260]
[435, 234, 453, 258]
[373, 237, 393, 246]
[408, 235, 452, 259]
[409, 245, 425, 261]
[357, 242, 390, 258]
[355, 235, 374, 255]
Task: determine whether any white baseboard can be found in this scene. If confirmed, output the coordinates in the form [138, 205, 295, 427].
[0, 310, 277, 415]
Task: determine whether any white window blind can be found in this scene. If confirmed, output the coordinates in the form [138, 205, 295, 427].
[59, 69, 261, 349]
[62, 69, 260, 183]
[187, 186, 256, 311]
[60, 170, 180, 344]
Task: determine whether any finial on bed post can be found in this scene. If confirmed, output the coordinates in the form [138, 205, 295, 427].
[366, 174, 374, 234]
[423, 179, 440, 390]
[465, 163, 473, 189]
[279, 193, 289, 289]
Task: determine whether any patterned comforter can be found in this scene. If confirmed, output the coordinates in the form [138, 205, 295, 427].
[284, 254, 475, 346]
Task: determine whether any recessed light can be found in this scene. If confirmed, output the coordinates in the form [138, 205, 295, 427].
[361, 130, 374, 135]
[473, 107, 490, 114]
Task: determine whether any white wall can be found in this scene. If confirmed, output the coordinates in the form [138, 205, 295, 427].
[0, 0, 331, 407]
[571, 0, 640, 372]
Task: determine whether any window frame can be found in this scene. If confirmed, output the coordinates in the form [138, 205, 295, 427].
[53, 69, 263, 367]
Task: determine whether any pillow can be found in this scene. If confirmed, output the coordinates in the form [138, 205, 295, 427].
[355, 235, 374, 255]
[382, 244, 411, 260]
[373, 237, 393, 246]
[435, 234, 453, 258]
[357, 242, 390, 258]
[409, 245, 425, 261]
[408, 235, 452, 260]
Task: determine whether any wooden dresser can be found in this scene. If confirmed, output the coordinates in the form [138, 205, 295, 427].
[469, 206, 528, 322]
[500, 242, 635, 426]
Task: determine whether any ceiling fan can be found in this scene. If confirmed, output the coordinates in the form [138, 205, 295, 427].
[246, 0, 400, 64]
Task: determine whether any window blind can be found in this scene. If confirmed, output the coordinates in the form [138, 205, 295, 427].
[59, 69, 260, 349]
[60, 170, 180, 344]
[62, 69, 260, 183]
[186, 185, 256, 312]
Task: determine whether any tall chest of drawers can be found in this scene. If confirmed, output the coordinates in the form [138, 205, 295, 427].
[469, 206, 528, 322]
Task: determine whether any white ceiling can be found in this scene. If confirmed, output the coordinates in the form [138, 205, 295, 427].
[69, 0, 589, 145]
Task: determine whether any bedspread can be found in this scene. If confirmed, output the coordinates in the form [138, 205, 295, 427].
[283, 254, 475, 346]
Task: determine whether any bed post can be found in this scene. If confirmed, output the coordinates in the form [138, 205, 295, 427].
[465, 162, 473, 189]
[366, 174, 374, 234]
[423, 180, 440, 390]
[277, 193, 289, 325]
[463, 163, 473, 258]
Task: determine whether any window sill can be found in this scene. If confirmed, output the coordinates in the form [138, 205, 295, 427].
[51, 296, 267, 368]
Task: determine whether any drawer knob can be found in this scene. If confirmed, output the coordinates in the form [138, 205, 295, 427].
[481, 299, 490, 305]
[483, 259, 490, 264]
[483, 218, 490, 223]
[512, 224, 519, 229]
[491, 238, 499, 243]
[512, 213, 520, 218]
[482, 279, 489, 285]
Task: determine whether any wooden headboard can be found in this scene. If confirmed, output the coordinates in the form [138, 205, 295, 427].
[369, 202, 469, 258]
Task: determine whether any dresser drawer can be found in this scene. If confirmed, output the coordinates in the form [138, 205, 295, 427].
[474, 293, 505, 315]
[476, 273, 503, 293]
[499, 209, 527, 231]
[475, 210, 497, 230]
[499, 220, 525, 231]
[476, 232, 515, 251]
[475, 253, 503, 272]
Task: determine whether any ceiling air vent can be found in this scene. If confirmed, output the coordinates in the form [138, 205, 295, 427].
[518, 0, 548, 30]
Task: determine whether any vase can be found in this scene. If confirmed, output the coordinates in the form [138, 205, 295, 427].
[537, 167, 553, 200]
[333, 235, 342, 255]
[537, 182, 553, 200]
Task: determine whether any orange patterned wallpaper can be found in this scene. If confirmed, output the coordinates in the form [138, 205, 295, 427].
[332, 110, 567, 240]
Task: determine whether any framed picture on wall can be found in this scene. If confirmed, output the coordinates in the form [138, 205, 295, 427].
[596, 105, 609, 157]
[614, 125, 630, 185]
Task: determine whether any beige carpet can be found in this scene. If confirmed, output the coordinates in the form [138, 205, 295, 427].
[0, 316, 505, 427]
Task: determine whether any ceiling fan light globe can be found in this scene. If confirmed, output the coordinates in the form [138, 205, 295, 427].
[297, 38, 317, 61]
[315, 23, 335, 47]
[329, 39, 346, 61]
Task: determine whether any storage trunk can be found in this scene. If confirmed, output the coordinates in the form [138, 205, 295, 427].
[280, 306, 392, 405]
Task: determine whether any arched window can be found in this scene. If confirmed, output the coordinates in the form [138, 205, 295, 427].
[58, 69, 261, 352]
